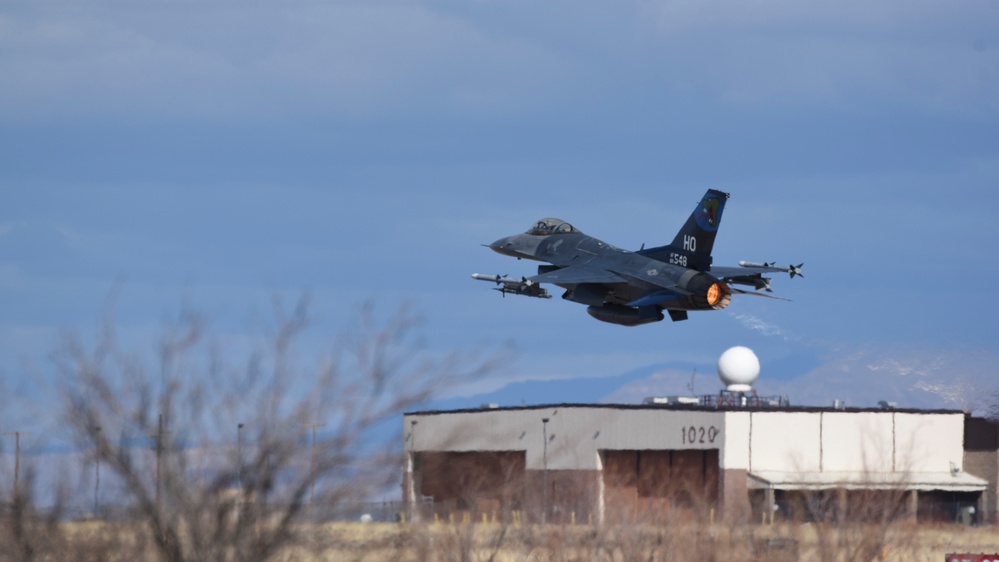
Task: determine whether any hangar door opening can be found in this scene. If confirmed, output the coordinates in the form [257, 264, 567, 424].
[602, 449, 719, 523]
[415, 451, 526, 519]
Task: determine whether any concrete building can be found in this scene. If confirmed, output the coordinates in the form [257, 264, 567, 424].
[403, 403, 988, 524]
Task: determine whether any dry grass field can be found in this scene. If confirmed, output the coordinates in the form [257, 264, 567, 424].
[5, 515, 998, 561]
[38, 520, 994, 562]
[303, 521, 999, 562]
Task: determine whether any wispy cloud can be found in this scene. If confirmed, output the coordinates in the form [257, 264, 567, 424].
[2, 0, 994, 123]
[732, 312, 793, 340]
[912, 378, 978, 409]
[865, 355, 947, 378]
[603, 368, 719, 404]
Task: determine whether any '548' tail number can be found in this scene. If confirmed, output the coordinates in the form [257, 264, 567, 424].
[668, 253, 688, 267]
[681, 425, 719, 445]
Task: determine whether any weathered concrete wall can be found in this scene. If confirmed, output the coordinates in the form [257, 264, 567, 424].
[407, 407, 725, 470]
[895, 412, 965, 473]
[720, 468, 751, 522]
[403, 406, 971, 524]
[716, 410, 967, 474]
[746, 411, 823, 472]
[964, 450, 999, 523]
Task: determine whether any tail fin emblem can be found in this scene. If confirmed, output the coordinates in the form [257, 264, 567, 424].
[700, 197, 721, 227]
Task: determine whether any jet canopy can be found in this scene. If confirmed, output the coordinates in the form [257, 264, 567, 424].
[528, 218, 579, 236]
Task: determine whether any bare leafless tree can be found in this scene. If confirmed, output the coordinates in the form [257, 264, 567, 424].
[42, 296, 498, 562]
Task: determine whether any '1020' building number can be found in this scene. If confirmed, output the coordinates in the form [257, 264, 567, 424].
[681, 425, 719, 445]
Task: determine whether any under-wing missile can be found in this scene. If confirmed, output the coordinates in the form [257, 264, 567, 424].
[471, 273, 551, 298]
[738, 261, 774, 269]
[738, 261, 804, 278]
[472, 273, 517, 284]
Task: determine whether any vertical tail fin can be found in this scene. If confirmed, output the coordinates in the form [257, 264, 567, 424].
[637, 189, 729, 270]
[670, 189, 729, 258]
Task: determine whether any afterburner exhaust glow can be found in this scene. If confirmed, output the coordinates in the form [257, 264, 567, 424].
[708, 282, 732, 310]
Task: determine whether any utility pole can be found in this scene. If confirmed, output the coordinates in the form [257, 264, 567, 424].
[94, 426, 102, 517]
[408, 419, 418, 522]
[541, 418, 549, 525]
[304, 423, 326, 514]
[4, 432, 29, 500]
[237, 423, 244, 490]
[156, 414, 163, 509]
[150, 415, 169, 511]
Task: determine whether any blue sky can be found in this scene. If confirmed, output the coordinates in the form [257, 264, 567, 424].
[2, 0, 999, 434]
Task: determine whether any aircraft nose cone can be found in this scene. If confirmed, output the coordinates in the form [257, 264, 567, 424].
[487, 237, 512, 253]
[486, 236, 527, 258]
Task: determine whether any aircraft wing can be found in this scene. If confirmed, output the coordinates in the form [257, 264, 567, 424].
[720, 261, 803, 277]
[531, 266, 692, 308]
[710, 265, 755, 277]
[710, 261, 803, 293]
[528, 265, 628, 285]
[709, 265, 773, 292]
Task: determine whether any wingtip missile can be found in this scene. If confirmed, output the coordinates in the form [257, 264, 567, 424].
[738, 261, 804, 279]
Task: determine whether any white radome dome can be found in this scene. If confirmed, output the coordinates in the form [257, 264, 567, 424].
[717, 346, 760, 392]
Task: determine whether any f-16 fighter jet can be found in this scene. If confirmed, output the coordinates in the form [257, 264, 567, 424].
[472, 190, 802, 326]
